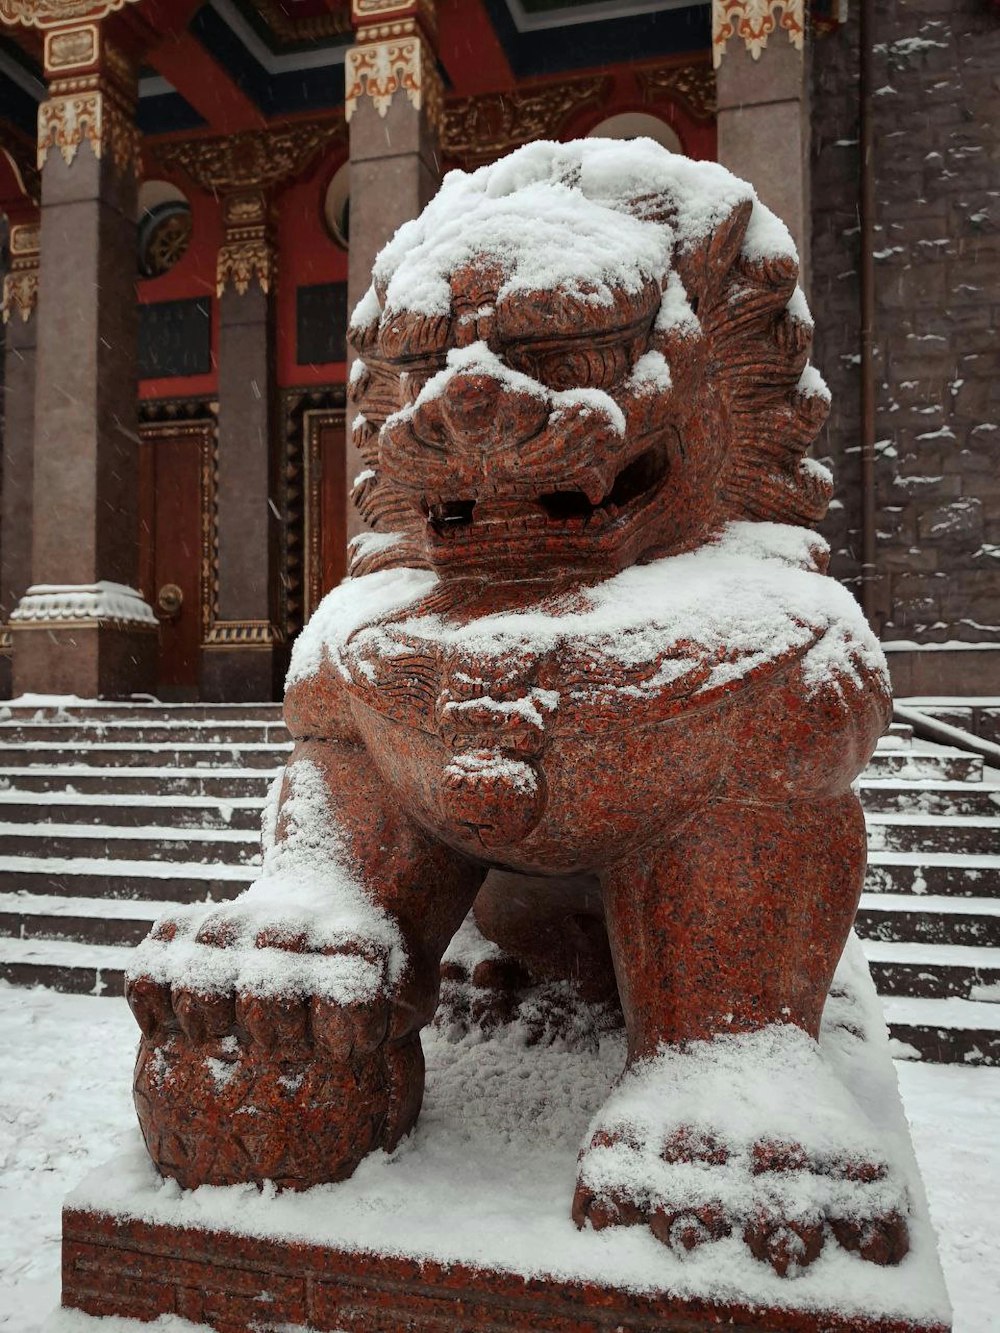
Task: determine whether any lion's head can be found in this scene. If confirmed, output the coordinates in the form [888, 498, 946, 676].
[347, 139, 833, 584]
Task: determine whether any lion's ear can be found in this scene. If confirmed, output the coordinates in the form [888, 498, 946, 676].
[673, 199, 754, 312]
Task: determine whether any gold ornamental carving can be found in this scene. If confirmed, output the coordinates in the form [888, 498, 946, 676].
[44, 23, 97, 71]
[345, 25, 442, 130]
[0, 0, 140, 29]
[636, 61, 716, 122]
[252, 0, 350, 45]
[204, 619, 285, 648]
[216, 188, 273, 297]
[37, 82, 140, 174]
[152, 119, 345, 195]
[443, 75, 611, 167]
[217, 235, 273, 297]
[713, 0, 805, 64]
[2, 221, 40, 324]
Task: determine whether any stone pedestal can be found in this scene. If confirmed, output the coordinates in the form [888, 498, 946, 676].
[11, 32, 155, 698]
[55, 938, 949, 1333]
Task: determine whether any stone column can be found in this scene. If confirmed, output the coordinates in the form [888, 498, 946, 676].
[713, 0, 811, 286]
[0, 219, 39, 697]
[11, 23, 156, 697]
[344, 0, 442, 535]
[201, 189, 283, 702]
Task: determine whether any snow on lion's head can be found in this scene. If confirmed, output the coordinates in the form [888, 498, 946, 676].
[346, 139, 833, 584]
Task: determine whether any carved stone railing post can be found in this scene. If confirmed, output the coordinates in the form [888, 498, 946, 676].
[344, 0, 442, 535]
[713, 0, 810, 286]
[10, 17, 157, 696]
[0, 219, 40, 696]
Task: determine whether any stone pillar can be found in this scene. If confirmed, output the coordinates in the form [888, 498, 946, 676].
[0, 219, 39, 697]
[714, 0, 811, 286]
[201, 189, 283, 702]
[344, 0, 442, 535]
[11, 24, 156, 697]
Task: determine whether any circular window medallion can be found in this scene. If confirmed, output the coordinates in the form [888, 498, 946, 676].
[322, 162, 350, 249]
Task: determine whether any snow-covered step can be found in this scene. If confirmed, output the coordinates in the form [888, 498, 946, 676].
[882, 994, 1000, 1066]
[858, 778, 1000, 817]
[0, 892, 169, 947]
[0, 934, 136, 995]
[865, 851, 1000, 898]
[862, 939, 1000, 1000]
[0, 701, 284, 722]
[0, 766, 278, 798]
[0, 791, 266, 830]
[0, 719, 290, 744]
[0, 741, 293, 769]
[864, 812, 1000, 856]
[855, 892, 1000, 947]
[0, 855, 253, 903]
[861, 748, 983, 782]
[0, 823, 260, 866]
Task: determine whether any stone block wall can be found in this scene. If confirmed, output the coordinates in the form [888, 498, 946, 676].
[810, 0, 1000, 648]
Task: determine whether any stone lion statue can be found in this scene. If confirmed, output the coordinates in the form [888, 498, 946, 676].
[126, 140, 908, 1278]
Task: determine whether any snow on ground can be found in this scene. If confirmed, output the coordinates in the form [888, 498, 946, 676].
[0, 983, 997, 1332]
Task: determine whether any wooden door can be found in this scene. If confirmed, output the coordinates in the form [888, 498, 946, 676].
[303, 409, 347, 623]
[138, 421, 212, 698]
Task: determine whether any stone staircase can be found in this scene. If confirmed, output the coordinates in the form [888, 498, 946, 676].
[0, 701, 997, 1065]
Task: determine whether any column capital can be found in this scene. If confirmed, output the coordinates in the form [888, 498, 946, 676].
[216, 188, 275, 298]
[345, 0, 441, 134]
[712, 0, 805, 67]
[2, 220, 40, 324]
[37, 22, 140, 175]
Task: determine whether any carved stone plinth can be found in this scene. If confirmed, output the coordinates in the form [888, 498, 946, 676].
[59, 957, 949, 1332]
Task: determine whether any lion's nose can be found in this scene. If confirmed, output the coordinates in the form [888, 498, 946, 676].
[433, 371, 549, 454]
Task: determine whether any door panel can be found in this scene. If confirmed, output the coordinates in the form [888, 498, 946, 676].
[138, 423, 212, 697]
[304, 409, 347, 623]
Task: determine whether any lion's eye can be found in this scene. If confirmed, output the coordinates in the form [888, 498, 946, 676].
[504, 343, 627, 393]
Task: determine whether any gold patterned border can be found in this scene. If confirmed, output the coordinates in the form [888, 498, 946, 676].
[37, 80, 140, 175]
[345, 25, 442, 131]
[636, 60, 716, 122]
[2, 221, 40, 324]
[713, 0, 805, 64]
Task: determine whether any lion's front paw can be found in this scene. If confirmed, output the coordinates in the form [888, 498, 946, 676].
[572, 1025, 910, 1278]
[125, 902, 422, 1191]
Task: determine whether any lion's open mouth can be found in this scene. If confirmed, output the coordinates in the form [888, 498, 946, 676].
[424, 442, 668, 540]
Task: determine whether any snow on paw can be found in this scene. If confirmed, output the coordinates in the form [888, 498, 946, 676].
[573, 1025, 912, 1275]
[127, 898, 416, 1191]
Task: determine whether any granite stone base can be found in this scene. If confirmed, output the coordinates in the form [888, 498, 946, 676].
[59, 1206, 949, 1333]
[12, 622, 156, 698]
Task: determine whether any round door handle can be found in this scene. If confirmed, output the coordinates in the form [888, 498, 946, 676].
[157, 583, 184, 617]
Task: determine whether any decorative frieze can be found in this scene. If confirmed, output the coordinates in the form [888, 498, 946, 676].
[10, 581, 157, 629]
[2, 221, 40, 324]
[443, 75, 610, 167]
[713, 0, 806, 64]
[0, 0, 139, 29]
[636, 60, 717, 122]
[152, 120, 345, 195]
[345, 21, 442, 131]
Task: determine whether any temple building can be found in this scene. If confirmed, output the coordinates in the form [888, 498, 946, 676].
[0, 0, 996, 703]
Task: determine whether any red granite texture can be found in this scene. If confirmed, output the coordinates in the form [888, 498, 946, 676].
[125, 173, 905, 1279]
[62, 1207, 948, 1333]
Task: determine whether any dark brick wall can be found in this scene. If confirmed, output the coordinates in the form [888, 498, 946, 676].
[810, 0, 1000, 645]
